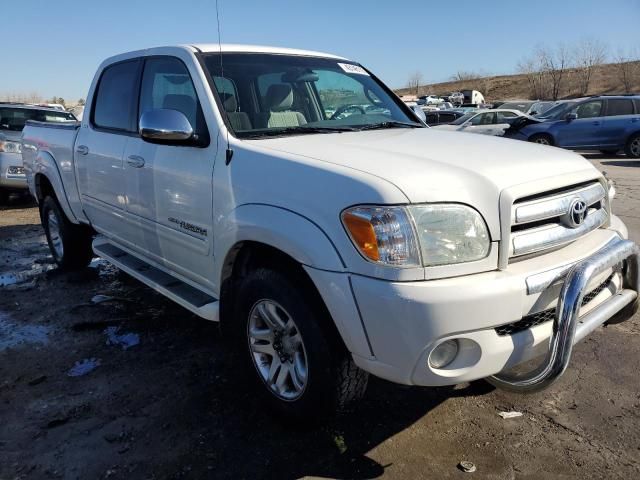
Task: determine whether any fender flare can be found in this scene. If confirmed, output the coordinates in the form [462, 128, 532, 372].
[215, 203, 346, 279]
[33, 151, 78, 223]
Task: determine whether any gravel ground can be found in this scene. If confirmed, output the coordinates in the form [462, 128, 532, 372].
[0, 153, 639, 480]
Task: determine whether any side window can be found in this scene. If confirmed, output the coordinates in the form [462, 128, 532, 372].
[471, 112, 494, 125]
[497, 111, 517, 123]
[606, 99, 634, 117]
[634, 99, 640, 113]
[572, 101, 603, 119]
[139, 56, 209, 144]
[92, 60, 140, 131]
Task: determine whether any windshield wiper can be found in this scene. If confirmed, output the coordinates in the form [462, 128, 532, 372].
[354, 121, 423, 131]
[240, 125, 357, 138]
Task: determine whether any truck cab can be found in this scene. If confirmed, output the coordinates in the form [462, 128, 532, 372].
[21, 45, 640, 422]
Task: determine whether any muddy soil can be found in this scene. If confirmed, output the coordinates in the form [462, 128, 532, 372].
[1, 156, 639, 480]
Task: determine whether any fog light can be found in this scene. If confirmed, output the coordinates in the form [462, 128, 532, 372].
[429, 340, 459, 369]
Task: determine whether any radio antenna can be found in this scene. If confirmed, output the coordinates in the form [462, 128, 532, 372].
[215, 0, 233, 165]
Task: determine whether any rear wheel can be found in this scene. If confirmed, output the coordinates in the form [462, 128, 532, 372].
[0, 189, 8, 205]
[41, 196, 94, 270]
[529, 134, 554, 146]
[234, 267, 368, 424]
[624, 133, 640, 158]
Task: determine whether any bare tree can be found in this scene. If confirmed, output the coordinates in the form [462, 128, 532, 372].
[613, 48, 640, 93]
[518, 52, 549, 99]
[450, 70, 481, 82]
[407, 71, 424, 95]
[573, 38, 608, 95]
[538, 44, 571, 100]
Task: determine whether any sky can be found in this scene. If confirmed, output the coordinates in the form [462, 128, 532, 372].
[3, 0, 639, 101]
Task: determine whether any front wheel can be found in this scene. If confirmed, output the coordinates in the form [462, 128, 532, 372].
[529, 133, 554, 146]
[42, 196, 94, 270]
[624, 133, 640, 158]
[234, 267, 368, 424]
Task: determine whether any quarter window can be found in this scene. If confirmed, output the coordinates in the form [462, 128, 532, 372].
[606, 99, 634, 117]
[92, 60, 140, 131]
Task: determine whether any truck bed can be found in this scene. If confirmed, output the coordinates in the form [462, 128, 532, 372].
[21, 120, 84, 221]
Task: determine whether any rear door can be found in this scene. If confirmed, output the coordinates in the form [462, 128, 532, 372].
[122, 55, 216, 287]
[464, 112, 498, 135]
[75, 59, 141, 237]
[600, 98, 636, 148]
[554, 100, 604, 147]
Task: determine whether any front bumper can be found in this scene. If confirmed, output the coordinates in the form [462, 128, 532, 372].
[348, 225, 638, 388]
[0, 152, 28, 189]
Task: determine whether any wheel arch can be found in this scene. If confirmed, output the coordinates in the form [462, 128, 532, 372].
[215, 204, 354, 353]
[32, 152, 78, 223]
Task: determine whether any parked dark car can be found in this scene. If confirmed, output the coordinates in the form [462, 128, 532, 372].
[504, 95, 640, 157]
[424, 110, 465, 126]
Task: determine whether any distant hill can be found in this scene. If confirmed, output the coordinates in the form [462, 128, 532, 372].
[395, 61, 640, 102]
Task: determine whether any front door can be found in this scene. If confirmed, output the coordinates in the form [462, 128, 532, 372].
[555, 100, 604, 148]
[75, 59, 141, 240]
[123, 56, 217, 288]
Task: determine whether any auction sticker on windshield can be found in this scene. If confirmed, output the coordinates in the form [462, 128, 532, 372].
[338, 63, 369, 75]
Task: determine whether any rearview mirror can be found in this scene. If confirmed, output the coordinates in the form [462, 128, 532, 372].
[412, 105, 427, 123]
[565, 112, 578, 122]
[139, 109, 194, 144]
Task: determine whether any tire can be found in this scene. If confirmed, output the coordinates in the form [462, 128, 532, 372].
[233, 267, 368, 424]
[41, 196, 94, 270]
[0, 189, 8, 205]
[600, 149, 619, 155]
[529, 134, 554, 146]
[624, 133, 640, 158]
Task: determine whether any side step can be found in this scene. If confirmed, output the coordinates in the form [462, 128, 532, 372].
[93, 238, 219, 321]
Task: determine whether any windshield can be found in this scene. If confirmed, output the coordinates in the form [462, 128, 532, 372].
[0, 107, 75, 131]
[200, 53, 422, 138]
[536, 101, 573, 119]
[499, 101, 534, 112]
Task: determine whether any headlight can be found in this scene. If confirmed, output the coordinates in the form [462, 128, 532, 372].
[408, 204, 490, 266]
[342, 204, 490, 267]
[0, 140, 22, 154]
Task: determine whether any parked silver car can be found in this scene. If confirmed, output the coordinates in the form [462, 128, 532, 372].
[0, 103, 75, 203]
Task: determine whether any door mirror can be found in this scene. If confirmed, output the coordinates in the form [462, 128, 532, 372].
[412, 105, 427, 123]
[565, 112, 578, 122]
[139, 109, 194, 144]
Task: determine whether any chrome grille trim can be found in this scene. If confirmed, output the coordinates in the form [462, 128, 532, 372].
[513, 182, 605, 225]
[511, 207, 607, 257]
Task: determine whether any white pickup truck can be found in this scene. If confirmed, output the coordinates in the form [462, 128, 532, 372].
[22, 44, 639, 422]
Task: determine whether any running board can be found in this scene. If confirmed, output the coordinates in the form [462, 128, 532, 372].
[93, 238, 219, 321]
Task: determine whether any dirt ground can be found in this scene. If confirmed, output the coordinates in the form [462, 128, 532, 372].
[1, 153, 639, 480]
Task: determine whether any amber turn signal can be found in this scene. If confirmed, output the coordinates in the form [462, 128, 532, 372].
[342, 212, 380, 261]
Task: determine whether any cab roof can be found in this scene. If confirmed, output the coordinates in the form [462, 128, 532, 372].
[185, 43, 348, 60]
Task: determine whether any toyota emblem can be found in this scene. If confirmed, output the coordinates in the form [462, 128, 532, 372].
[566, 198, 588, 228]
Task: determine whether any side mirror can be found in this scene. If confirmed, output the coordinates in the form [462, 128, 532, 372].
[139, 109, 194, 144]
[412, 105, 427, 123]
[565, 112, 578, 122]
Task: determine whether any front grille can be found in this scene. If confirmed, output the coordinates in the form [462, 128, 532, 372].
[495, 273, 614, 336]
[509, 182, 608, 259]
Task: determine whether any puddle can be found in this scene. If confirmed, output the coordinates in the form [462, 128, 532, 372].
[104, 326, 140, 350]
[0, 312, 50, 351]
[0, 263, 55, 288]
[68, 358, 101, 377]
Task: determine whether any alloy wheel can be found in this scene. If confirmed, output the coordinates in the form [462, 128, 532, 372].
[47, 209, 64, 260]
[247, 299, 308, 401]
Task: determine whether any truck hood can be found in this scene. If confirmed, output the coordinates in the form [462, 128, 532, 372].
[247, 128, 600, 236]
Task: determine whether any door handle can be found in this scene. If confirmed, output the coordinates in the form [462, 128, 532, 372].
[632, 118, 639, 123]
[76, 145, 89, 155]
[592, 121, 600, 126]
[126, 155, 145, 168]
